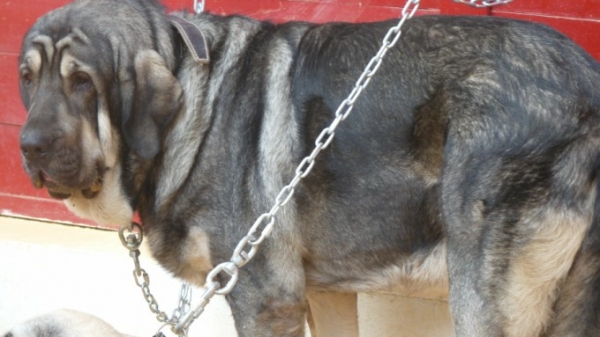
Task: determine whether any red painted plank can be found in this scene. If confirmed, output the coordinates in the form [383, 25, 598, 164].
[0, 0, 71, 54]
[204, 0, 439, 22]
[299, 0, 441, 10]
[163, 0, 195, 11]
[493, 11, 600, 62]
[440, 1, 489, 15]
[497, 0, 600, 19]
[167, 0, 444, 19]
[0, 193, 99, 228]
[0, 54, 26, 126]
[291, 0, 442, 10]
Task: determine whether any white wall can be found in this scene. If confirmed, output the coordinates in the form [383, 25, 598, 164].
[0, 217, 236, 336]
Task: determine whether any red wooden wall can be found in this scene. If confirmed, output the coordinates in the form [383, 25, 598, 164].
[1, 0, 599, 228]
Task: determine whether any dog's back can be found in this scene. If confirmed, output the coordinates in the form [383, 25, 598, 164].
[290, 15, 600, 336]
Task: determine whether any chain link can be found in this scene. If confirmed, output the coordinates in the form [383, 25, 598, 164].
[453, 0, 512, 8]
[193, 0, 205, 13]
[171, 284, 193, 321]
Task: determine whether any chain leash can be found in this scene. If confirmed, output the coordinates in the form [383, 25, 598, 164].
[453, 0, 512, 8]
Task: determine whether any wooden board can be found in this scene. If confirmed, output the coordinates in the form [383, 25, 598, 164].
[1, 0, 598, 227]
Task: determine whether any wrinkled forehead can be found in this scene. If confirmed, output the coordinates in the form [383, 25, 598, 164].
[20, 0, 157, 63]
[20, 25, 111, 86]
[21, 26, 92, 63]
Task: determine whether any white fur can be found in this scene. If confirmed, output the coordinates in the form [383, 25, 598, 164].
[21, 49, 42, 75]
[31, 35, 55, 64]
[65, 162, 132, 227]
[5, 309, 134, 337]
[65, 104, 132, 227]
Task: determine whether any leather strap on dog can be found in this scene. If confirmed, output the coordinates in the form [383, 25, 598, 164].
[168, 14, 210, 64]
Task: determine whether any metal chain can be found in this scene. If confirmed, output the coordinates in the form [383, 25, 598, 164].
[453, 0, 512, 8]
[168, 0, 421, 334]
[171, 283, 193, 322]
[119, 223, 192, 336]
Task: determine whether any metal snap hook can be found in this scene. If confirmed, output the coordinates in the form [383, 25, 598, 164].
[119, 222, 143, 250]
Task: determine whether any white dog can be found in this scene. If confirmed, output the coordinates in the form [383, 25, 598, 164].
[3, 310, 134, 337]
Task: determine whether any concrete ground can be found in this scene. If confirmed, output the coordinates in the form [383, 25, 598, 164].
[0, 216, 454, 336]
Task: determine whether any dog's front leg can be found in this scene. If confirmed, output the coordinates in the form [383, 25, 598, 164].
[224, 250, 307, 337]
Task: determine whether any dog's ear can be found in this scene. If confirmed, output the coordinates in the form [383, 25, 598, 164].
[122, 50, 183, 159]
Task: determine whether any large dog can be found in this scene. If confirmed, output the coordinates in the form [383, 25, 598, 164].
[17, 0, 600, 336]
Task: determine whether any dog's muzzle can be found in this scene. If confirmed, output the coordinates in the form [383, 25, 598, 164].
[20, 126, 104, 200]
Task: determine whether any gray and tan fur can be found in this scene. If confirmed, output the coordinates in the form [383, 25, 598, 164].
[17, 0, 600, 336]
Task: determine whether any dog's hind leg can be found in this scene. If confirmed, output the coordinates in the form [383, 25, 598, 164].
[442, 134, 599, 337]
[494, 205, 591, 337]
[542, 187, 600, 337]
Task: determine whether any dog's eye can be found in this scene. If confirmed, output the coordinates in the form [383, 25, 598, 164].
[21, 71, 33, 87]
[71, 72, 93, 91]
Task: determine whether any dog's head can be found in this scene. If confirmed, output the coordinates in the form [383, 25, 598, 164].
[18, 0, 183, 224]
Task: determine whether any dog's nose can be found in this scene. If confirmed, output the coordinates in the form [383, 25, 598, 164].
[20, 128, 53, 161]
